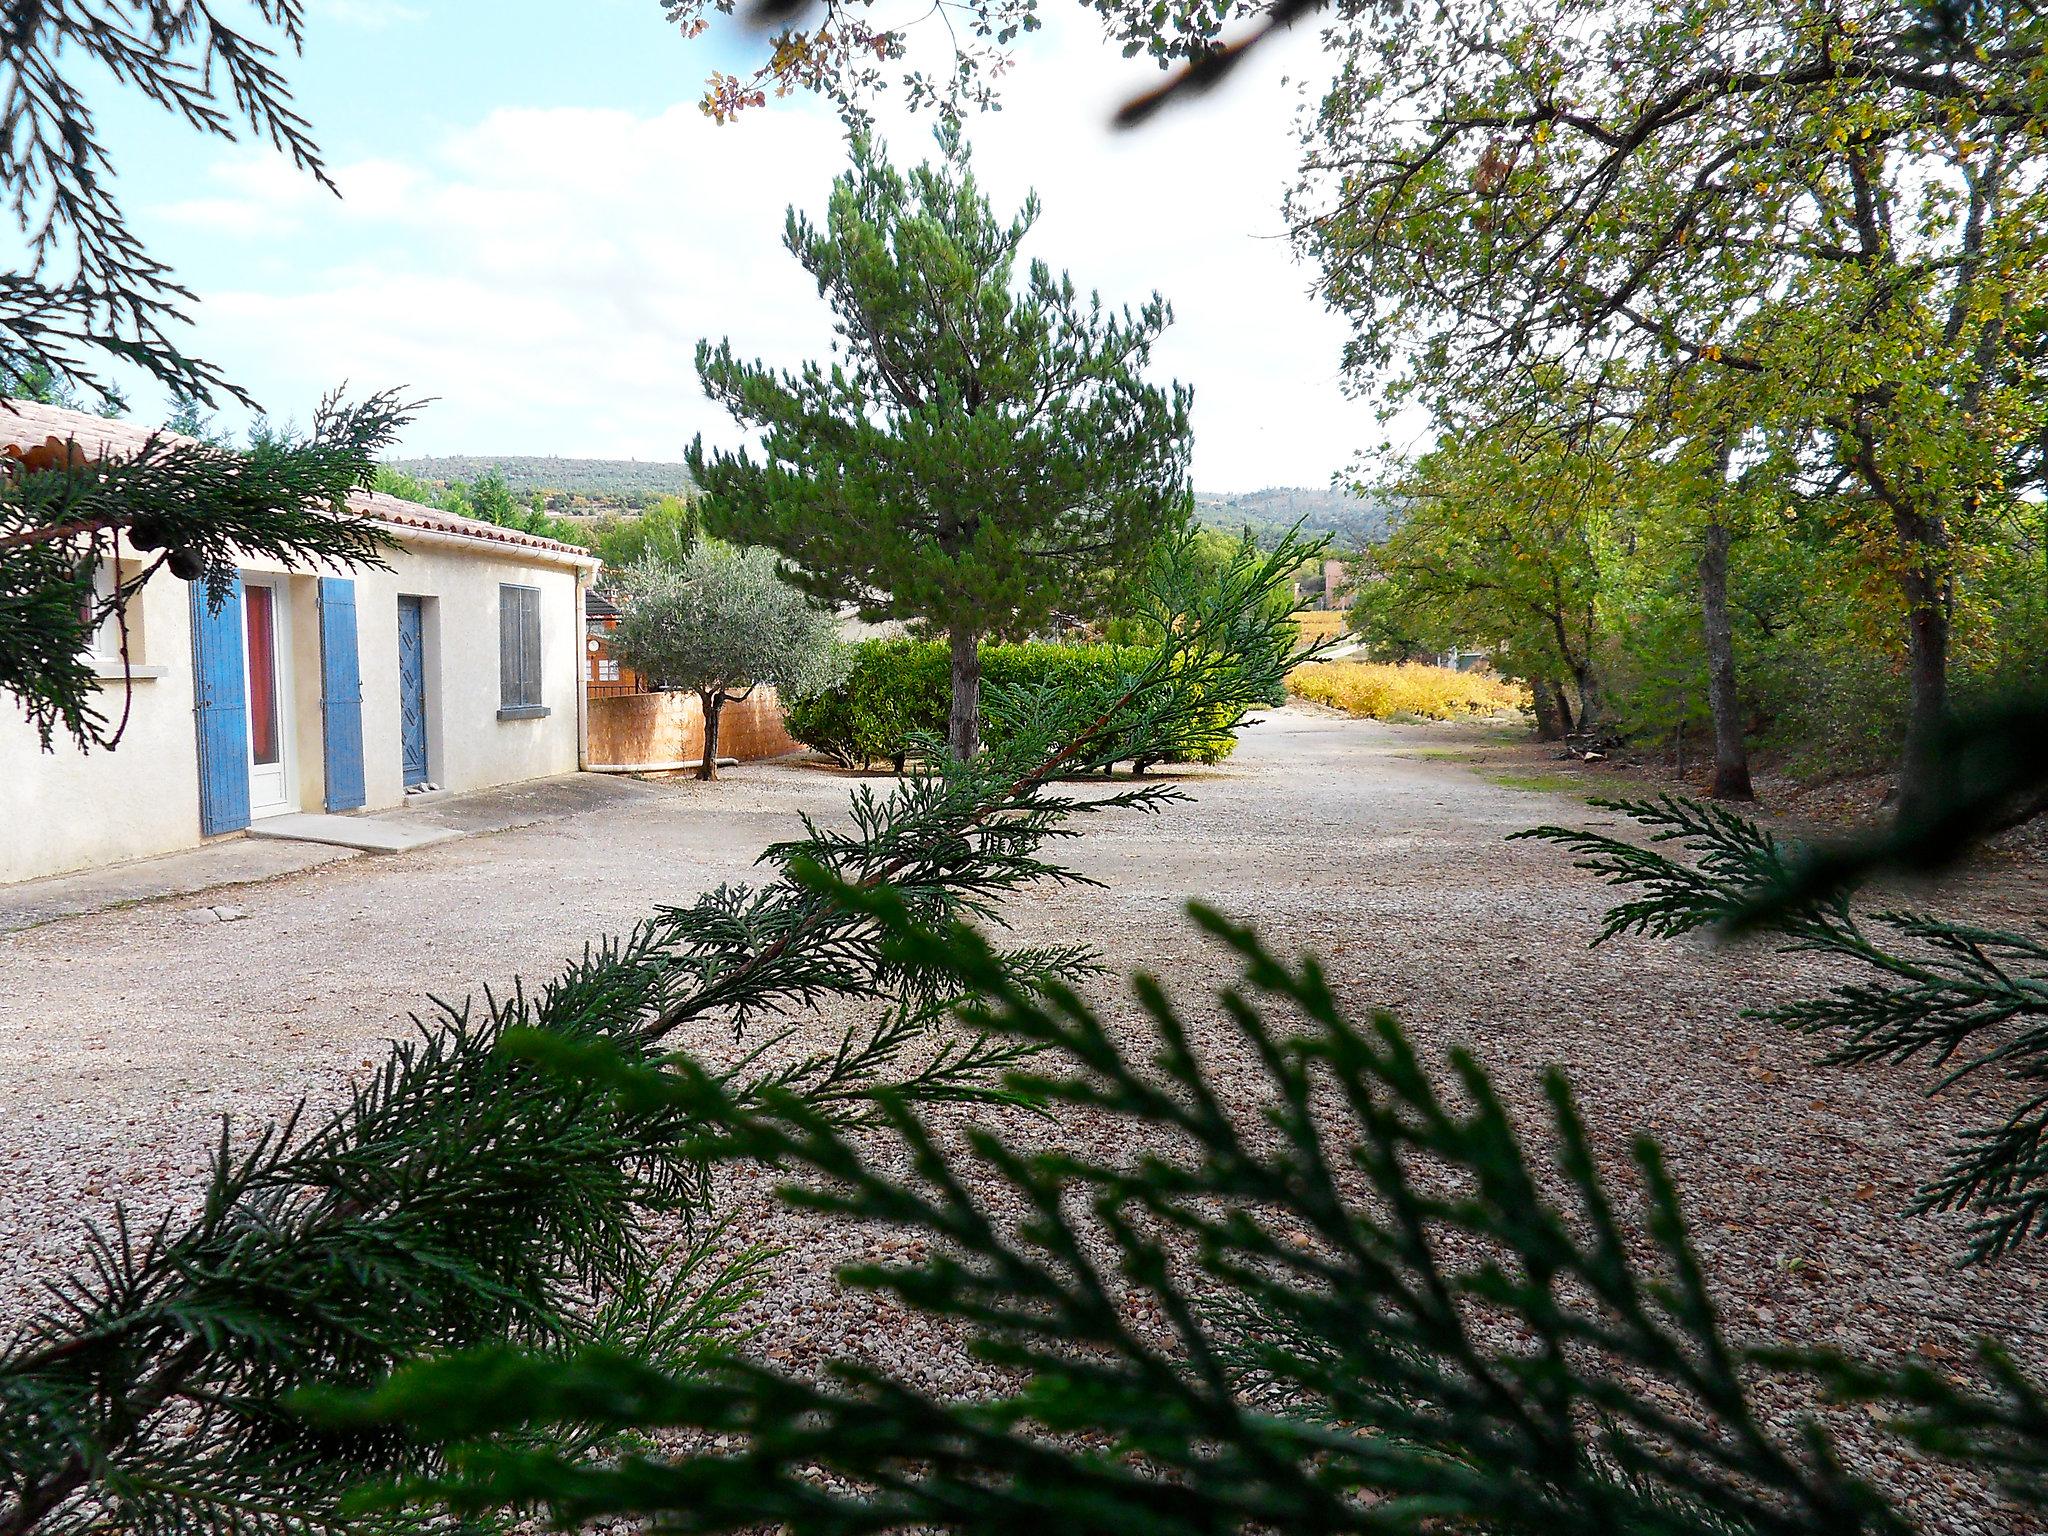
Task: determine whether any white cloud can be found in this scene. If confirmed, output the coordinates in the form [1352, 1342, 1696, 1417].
[310, 0, 424, 30]
[157, 152, 331, 236]
[162, 18, 1370, 491]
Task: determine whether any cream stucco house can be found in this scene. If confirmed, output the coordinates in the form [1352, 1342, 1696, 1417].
[1, 401, 599, 885]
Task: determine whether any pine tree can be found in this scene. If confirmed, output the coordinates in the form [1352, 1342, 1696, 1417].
[687, 125, 1192, 759]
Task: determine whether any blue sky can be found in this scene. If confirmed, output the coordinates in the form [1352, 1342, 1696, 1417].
[87, 0, 1369, 492]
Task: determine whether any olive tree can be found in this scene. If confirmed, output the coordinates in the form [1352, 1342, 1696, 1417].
[608, 542, 843, 780]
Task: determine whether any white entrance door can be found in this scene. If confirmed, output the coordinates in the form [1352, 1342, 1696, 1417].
[241, 576, 295, 817]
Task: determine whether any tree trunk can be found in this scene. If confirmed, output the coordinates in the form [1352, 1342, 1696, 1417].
[1697, 517, 1754, 800]
[1897, 558, 1950, 823]
[1547, 600, 1599, 738]
[1571, 664, 1606, 740]
[1847, 412, 1953, 824]
[947, 624, 982, 761]
[699, 691, 723, 781]
[1531, 681, 1566, 742]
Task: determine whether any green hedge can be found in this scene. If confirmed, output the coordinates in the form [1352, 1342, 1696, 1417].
[786, 638, 1245, 770]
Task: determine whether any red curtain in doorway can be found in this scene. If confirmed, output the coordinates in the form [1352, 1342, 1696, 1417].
[245, 584, 280, 765]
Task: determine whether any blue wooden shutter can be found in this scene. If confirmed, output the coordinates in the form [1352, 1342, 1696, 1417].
[397, 596, 429, 787]
[318, 577, 367, 811]
[189, 577, 251, 836]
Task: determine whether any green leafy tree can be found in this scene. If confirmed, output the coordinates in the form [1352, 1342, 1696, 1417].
[591, 494, 700, 571]
[382, 468, 589, 546]
[1590, 371, 1800, 801]
[467, 468, 521, 526]
[687, 126, 1192, 759]
[1291, 0, 2048, 821]
[609, 542, 844, 780]
[371, 465, 437, 503]
[1353, 430, 1616, 740]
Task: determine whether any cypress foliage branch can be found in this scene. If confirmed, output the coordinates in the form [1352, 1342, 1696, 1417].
[1521, 797, 2048, 1260]
[0, 525, 1314, 1536]
[1, 387, 419, 751]
[329, 889, 1962, 1535]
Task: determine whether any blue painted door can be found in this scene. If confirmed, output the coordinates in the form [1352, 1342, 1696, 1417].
[397, 595, 428, 788]
[190, 578, 251, 836]
[318, 577, 367, 811]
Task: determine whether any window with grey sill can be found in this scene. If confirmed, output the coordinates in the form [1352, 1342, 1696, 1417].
[497, 583, 549, 719]
[83, 558, 167, 680]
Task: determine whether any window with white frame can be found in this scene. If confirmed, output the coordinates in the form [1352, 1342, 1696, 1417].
[79, 559, 131, 663]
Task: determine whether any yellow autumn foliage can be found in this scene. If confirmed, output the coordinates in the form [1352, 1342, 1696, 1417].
[1287, 661, 1529, 721]
[1289, 609, 1350, 648]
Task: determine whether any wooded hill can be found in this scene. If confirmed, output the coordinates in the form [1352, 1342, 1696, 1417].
[1192, 487, 1394, 549]
[385, 455, 1393, 547]
[382, 455, 697, 513]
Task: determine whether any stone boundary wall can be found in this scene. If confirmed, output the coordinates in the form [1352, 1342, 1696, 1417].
[587, 688, 800, 770]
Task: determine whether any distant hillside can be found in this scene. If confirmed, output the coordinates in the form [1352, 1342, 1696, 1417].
[386, 455, 1391, 544]
[382, 455, 696, 516]
[1193, 487, 1395, 549]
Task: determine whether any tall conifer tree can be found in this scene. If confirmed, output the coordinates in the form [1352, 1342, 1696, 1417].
[687, 126, 1192, 759]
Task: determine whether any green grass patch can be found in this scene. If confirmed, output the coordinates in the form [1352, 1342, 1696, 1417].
[1402, 748, 1482, 761]
[1481, 771, 1591, 795]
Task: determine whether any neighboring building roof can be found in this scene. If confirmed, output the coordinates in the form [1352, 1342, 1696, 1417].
[0, 397, 596, 568]
[585, 587, 621, 621]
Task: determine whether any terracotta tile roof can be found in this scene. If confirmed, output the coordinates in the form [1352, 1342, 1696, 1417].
[0, 397, 596, 567]
[347, 487, 596, 564]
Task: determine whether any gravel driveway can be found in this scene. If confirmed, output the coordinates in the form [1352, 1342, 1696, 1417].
[4, 706, 2043, 1532]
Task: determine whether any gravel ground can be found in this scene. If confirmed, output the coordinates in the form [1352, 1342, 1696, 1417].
[4, 705, 2044, 1532]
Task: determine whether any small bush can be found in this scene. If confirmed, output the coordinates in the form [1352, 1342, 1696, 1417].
[1288, 660, 1529, 720]
[786, 638, 1247, 770]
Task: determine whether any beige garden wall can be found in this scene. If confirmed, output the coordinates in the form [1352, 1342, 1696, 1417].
[587, 689, 799, 770]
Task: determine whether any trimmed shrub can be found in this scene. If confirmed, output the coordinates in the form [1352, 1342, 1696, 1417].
[785, 638, 1246, 770]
